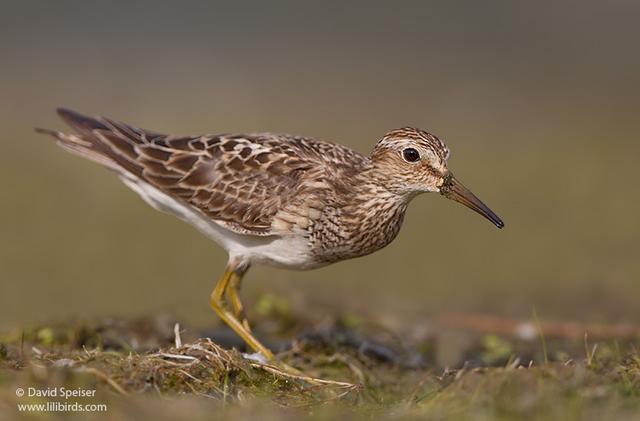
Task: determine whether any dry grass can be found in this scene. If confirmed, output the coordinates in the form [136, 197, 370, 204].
[1, 306, 640, 420]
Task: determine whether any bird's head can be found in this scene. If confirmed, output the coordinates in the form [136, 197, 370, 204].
[370, 127, 504, 229]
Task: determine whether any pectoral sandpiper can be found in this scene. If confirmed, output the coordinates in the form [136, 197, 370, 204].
[38, 108, 504, 362]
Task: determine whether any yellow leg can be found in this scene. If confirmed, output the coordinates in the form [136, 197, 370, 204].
[227, 272, 251, 331]
[210, 261, 346, 384]
[209, 263, 274, 361]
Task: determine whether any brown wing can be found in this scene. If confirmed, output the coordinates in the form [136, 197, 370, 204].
[38, 108, 320, 235]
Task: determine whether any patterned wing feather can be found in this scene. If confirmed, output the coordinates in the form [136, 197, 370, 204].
[42, 108, 319, 235]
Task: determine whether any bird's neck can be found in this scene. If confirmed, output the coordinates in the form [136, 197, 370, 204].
[309, 163, 411, 264]
[338, 166, 411, 258]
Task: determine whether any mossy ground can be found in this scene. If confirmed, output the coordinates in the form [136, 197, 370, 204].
[1, 299, 640, 420]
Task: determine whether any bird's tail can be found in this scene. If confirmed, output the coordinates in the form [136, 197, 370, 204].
[36, 108, 121, 171]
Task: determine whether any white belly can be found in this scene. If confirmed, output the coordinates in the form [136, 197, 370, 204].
[119, 174, 318, 269]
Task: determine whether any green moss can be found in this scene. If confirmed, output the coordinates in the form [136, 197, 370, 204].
[481, 335, 513, 365]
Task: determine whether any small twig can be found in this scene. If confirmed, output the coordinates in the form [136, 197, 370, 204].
[222, 371, 229, 407]
[152, 352, 199, 361]
[153, 382, 164, 398]
[324, 354, 366, 385]
[184, 380, 218, 400]
[250, 362, 357, 389]
[174, 323, 182, 348]
[405, 372, 432, 407]
[82, 345, 93, 358]
[79, 367, 128, 396]
[178, 369, 203, 383]
[150, 358, 197, 367]
[506, 356, 521, 370]
[584, 333, 599, 367]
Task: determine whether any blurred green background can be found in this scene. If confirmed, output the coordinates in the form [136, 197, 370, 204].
[1, 1, 639, 329]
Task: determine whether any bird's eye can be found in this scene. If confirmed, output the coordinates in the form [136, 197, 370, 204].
[402, 148, 420, 162]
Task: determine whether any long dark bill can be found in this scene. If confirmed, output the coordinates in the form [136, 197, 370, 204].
[440, 173, 504, 229]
